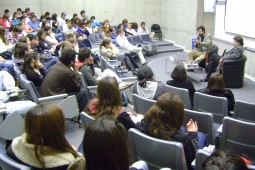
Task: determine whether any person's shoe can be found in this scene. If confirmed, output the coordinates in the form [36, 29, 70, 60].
[119, 82, 134, 91]
[200, 77, 209, 82]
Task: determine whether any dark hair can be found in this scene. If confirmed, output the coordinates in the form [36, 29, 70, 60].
[0, 26, 7, 45]
[4, 9, 9, 14]
[109, 26, 114, 32]
[79, 20, 86, 28]
[40, 15, 45, 22]
[12, 12, 17, 20]
[144, 92, 184, 140]
[72, 13, 78, 18]
[14, 42, 29, 59]
[45, 12, 50, 16]
[27, 33, 37, 41]
[51, 13, 57, 21]
[96, 77, 122, 117]
[83, 119, 130, 170]
[44, 26, 51, 33]
[141, 21, 145, 25]
[80, 10, 85, 15]
[78, 48, 91, 62]
[60, 47, 77, 66]
[22, 51, 39, 74]
[207, 73, 224, 91]
[37, 30, 46, 41]
[137, 65, 154, 88]
[17, 8, 22, 12]
[197, 26, 205, 33]
[86, 19, 91, 24]
[233, 35, 244, 46]
[13, 26, 22, 33]
[90, 16, 95, 20]
[171, 65, 187, 81]
[25, 104, 79, 168]
[202, 150, 248, 170]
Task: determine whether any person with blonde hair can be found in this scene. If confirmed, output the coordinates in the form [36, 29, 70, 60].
[7, 103, 80, 169]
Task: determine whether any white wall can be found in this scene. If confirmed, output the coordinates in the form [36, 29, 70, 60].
[160, 0, 198, 50]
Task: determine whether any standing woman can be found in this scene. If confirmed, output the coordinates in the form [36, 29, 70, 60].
[7, 103, 80, 169]
[22, 51, 47, 88]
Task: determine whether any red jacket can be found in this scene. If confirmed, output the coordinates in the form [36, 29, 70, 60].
[0, 18, 12, 29]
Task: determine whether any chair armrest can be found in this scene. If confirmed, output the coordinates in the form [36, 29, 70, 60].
[0, 109, 6, 114]
[121, 77, 137, 82]
[141, 41, 150, 44]
[38, 94, 68, 104]
[87, 86, 97, 90]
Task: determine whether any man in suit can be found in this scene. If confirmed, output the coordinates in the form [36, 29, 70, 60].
[188, 26, 213, 64]
[218, 35, 244, 73]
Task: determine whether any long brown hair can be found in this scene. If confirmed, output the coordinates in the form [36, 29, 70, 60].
[0, 26, 7, 45]
[22, 51, 39, 74]
[144, 92, 184, 140]
[207, 73, 224, 91]
[25, 104, 79, 168]
[99, 37, 111, 49]
[83, 118, 130, 170]
[96, 77, 122, 118]
[14, 42, 29, 59]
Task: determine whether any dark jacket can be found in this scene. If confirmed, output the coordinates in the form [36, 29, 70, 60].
[166, 79, 195, 106]
[78, 63, 97, 86]
[197, 88, 235, 112]
[136, 120, 198, 169]
[39, 62, 81, 97]
[117, 111, 137, 130]
[25, 67, 47, 88]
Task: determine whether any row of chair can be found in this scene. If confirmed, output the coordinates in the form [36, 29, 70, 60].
[78, 111, 255, 170]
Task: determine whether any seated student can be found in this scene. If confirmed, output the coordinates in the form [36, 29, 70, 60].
[22, 51, 47, 88]
[72, 16, 80, 31]
[0, 13, 12, 29]
[86, 77, 136, 130]
[45, 12, 51, 22]
[27, 33, 59, 70]
[109, 26, 118, 45]
[79, 10, 88, 22]
[202, 150, 248, 170]
[27, 15, 40, 32]
[0, 26, 15, 76]
[37, 30, 54, 52]
[133, 65, 165, 100]
[67, 119, 148, 170]
[76, 21, 91, 48]
[90, 26, 103, 44]
[63, 19, 76, 34]
[126, 23, 138, 36]
[51, 19, 62, 35]
[218, 35, 244, 73]
[58, 12, 67, 30]
[90, 16, 102, 28]
[11, 12, 20, 26]
[166, 65, 195, 106]
[44, 26, 63, 45]
[101, 25, 110, 38]
[85, 19, 92, 34]
[137, 22, 155, 38]
[12, 42, 29, 68]
[18, 16, 33, 35]
[7, 103, 80, 169]
[39, 47, 90, 112]
[197, 73, 235, 113]
[116, 28, 146, 65]
[136, 93, 208, 169]
[100, 38, 137, 73]
[6, 26, 23, 45]
[77, 48, 133, 89]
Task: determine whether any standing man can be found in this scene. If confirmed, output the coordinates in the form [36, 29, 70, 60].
[39, 47, 90, 111]
[188, 26, 213, 65]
